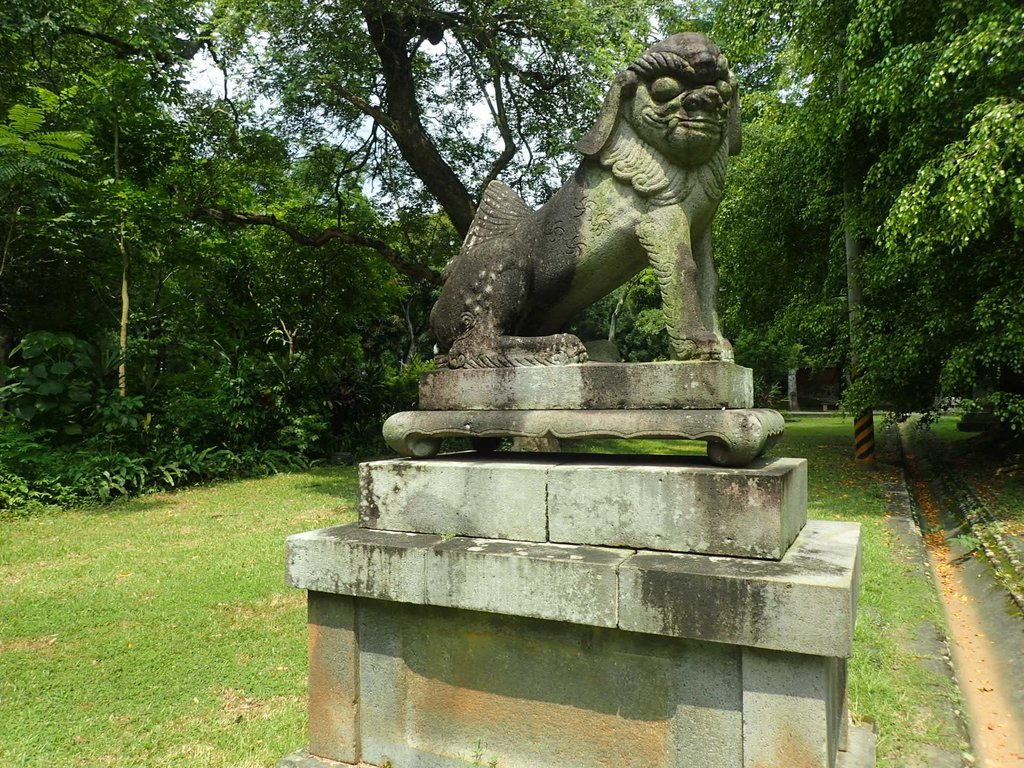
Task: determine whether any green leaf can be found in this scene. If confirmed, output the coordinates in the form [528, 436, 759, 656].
[36, 380, 65, 396]
[6, 104, 44, 135]
[49, 361, 75, 376]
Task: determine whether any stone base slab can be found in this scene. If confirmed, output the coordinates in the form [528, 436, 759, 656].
[382, 408, 785, 467]
[286, 519, 860, 658]
[279, 725, 876, 768]
[280, 593, 855, 768]
[359, 454, 807, 559]
[418, 360, 753, 410]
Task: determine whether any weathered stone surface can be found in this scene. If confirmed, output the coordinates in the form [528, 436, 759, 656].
[310, 597, 747, 768]
[359, 454, 552, 541]
[425, 537, 632, 627]
[547, 456, 807, 558]
[286, 526, 440, 604]
[617, 520, 862, 657]
[306, 593, 359, 764]
[382, 408, 785, 466]
[741, 648, 847, 768]
[284, 523, 870, 767]
[288, 524, 630, 627]
[359, 454, 806, 558]
[418, 360, 753, 410]
[430, 34, 741, 369]
[288, 520, 859, 657]
[286, 595, 867, 768]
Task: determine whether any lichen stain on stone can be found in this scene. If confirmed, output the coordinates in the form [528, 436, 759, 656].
[749, 725, 822, 768]
[638, 568, 769, 646]
[357, 466, 380, 526]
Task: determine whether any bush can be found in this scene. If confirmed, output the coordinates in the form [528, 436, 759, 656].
[0, 331, 421, 515]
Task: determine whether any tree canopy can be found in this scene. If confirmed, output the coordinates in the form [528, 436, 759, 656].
[709, 0, 1024, 427]
[1, 0, 1022, 510]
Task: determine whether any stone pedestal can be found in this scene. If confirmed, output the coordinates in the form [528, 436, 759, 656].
[383, 361, 784, 467]
[280, 455, 876, 768]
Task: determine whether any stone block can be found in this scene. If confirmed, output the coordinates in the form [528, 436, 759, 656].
[319, 599, 746, 768]
[359, 454, 552, 541]
[287, 525, 632, 628]
[306, 593, 359, 763]
[286, 521, 859, 656]
[617, 520, 861, 657]
[418, 360, 753, 410]
[547, 456, 807, 558]
[289, 597, 866, 768]
[287, 525, 440, 604]
[425, 537, 632, 627]
[357, 455, 805, 558]
[741, 648, 847, 768]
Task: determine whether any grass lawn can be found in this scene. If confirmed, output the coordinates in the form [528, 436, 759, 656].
[0, 416, 963, 766]
[0, 469, 358, 767]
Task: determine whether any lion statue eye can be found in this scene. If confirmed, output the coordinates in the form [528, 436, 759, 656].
[649, 76, 683, 103]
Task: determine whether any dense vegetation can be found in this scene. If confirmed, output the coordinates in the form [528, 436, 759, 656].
[1, 0, 1021, 511]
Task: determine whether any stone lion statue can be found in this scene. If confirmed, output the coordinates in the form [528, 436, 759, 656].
[431, 32, 740, 369]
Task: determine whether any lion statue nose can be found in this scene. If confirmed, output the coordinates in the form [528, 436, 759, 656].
[682, 85, 723, 112]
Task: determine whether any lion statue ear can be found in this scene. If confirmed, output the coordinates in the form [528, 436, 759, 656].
[576, 71, 638, 157]
[727, 77, 741, 156]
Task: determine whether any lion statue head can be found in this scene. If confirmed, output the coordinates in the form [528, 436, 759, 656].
[577, 33, 740, 172]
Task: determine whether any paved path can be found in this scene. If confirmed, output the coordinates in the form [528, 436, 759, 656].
[898, 422, 1024, 767]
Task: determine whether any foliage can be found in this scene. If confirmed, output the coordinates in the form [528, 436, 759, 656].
[710, 0, 1024, 427]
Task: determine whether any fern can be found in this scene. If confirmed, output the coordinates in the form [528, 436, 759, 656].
[6, 104, 45, 135]
[0, 102, 91, 192]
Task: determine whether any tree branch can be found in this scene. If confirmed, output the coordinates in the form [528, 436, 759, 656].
[188, 208, 441, 285]
[61, 25, 211, 66]
[63, 26, 146, 58]
[362, 7, 477, 237]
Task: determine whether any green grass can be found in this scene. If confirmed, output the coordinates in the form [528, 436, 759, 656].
[1, 419, 963, 766]
[928, 414, 1024, 533]
[0, 468, 358, 767]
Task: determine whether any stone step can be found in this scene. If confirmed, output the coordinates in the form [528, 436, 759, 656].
[359, 453, 807, 560]
[286, 519, 861, 659]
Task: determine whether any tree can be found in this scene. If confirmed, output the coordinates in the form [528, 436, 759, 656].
[211, 0, 675, 231]
[709, 0, 1024, 430]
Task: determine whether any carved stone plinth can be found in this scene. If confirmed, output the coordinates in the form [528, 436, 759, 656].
[419, 361, 753, 410]
[382, 408, 785, 467]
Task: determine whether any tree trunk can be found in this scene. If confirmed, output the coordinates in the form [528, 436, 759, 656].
[362, 8, 477, 237]
[845, 164, 874, 463]
[114, 109, 129, 397]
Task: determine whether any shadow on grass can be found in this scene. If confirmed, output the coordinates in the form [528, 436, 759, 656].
[295, 465, 359, 499]
[79, 494, 179, 518]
